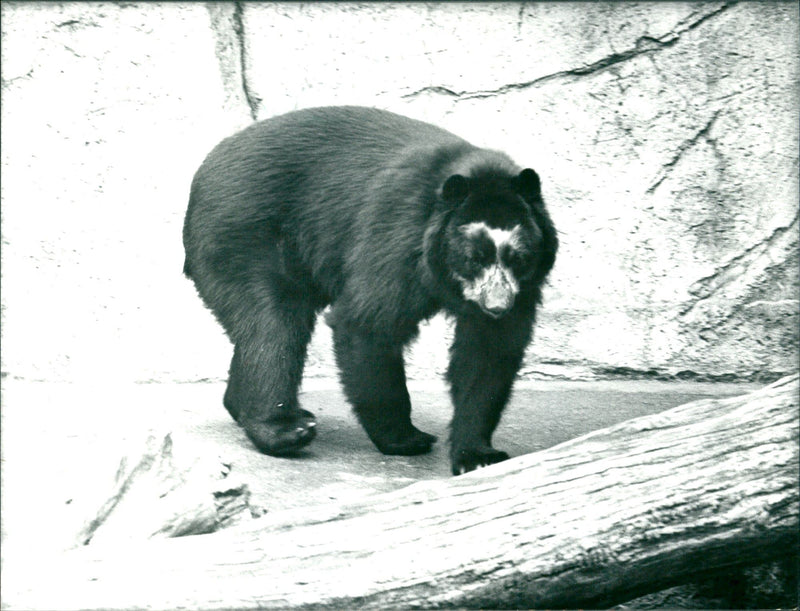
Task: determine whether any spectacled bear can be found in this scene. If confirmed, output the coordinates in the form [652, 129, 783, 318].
[183, 106, 557, 475]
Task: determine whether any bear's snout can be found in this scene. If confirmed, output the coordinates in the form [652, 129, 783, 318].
[478, 264, 518, 318]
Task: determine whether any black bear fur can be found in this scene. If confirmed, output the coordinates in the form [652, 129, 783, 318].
[183, 106, 557, 475]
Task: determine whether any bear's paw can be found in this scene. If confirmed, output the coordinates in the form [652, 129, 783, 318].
[372, 426, 438, 456]
[241, 408, 318, 456]
[452, 447, 510, 475]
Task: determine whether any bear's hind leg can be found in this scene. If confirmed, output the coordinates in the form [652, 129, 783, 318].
[332, 326, 437, 455]
[225, 344, 316, 455]
[223, 281, 319, 456]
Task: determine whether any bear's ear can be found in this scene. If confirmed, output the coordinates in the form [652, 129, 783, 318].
[442, 174, 469, 204]
[517, 168, 541, 204]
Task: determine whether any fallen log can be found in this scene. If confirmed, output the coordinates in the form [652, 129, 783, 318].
[5, 375, 798, 610]
[76, 431, 254, 546]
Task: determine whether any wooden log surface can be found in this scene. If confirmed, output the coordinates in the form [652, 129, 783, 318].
[5, 375, 798, 610]
[76, 432, 254, 546]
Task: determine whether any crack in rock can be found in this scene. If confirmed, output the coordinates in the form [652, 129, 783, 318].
[1, 68, 34, 89]
[232, 1, 259, 121]
[409, 85, 460, 98]
[206, 3, 258, 121]
[680, 209, 800, 317]
[403, 1, 736, 102]
[516, 3, 525, 38]
[646, 110, 722, 194]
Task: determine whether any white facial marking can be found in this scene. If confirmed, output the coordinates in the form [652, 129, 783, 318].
[458, 263, 519, 303]
[458, 268, 487, 302]
[454, 219, 522, 317]
[459, 222, 523, 252]
[455, 221, 523, 315]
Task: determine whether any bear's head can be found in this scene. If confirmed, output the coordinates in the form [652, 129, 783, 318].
[438, 166, 557, 319]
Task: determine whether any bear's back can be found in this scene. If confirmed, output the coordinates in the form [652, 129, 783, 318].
[259, 106, 465, 157]
[184, 107, 489, 305]
[190, 107, 471, 220]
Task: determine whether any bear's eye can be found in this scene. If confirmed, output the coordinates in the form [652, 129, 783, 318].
[468, 240, 495, 266]
[503, 247, 533, 275]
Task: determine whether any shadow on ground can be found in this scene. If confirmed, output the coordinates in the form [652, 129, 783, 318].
[2, 378, 759, 530]
[5, 377, 796, 608]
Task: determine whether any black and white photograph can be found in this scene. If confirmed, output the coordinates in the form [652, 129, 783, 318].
[1, 2, 797, 609]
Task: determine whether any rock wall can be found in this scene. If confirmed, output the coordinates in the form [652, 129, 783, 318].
[1, 1, 797, 384]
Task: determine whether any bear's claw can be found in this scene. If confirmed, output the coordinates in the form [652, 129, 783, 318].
[242, 410, 318, 456]
[451, 447, 509, 475]
[373, 427, 438, 456]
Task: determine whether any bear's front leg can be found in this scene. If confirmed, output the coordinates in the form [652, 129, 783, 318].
[332, 324, 437, 456]
[448, 311, 533, 475]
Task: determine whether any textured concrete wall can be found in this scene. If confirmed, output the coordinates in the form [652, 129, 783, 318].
[2, 2, 797, 384]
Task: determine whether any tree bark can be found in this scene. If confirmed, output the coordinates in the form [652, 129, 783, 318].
[6, 375, 798, 610]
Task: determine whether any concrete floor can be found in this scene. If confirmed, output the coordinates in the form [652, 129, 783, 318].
[1, 377, 759, 560]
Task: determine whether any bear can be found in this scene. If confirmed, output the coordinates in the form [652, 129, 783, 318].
[182, 106, 557, 475]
